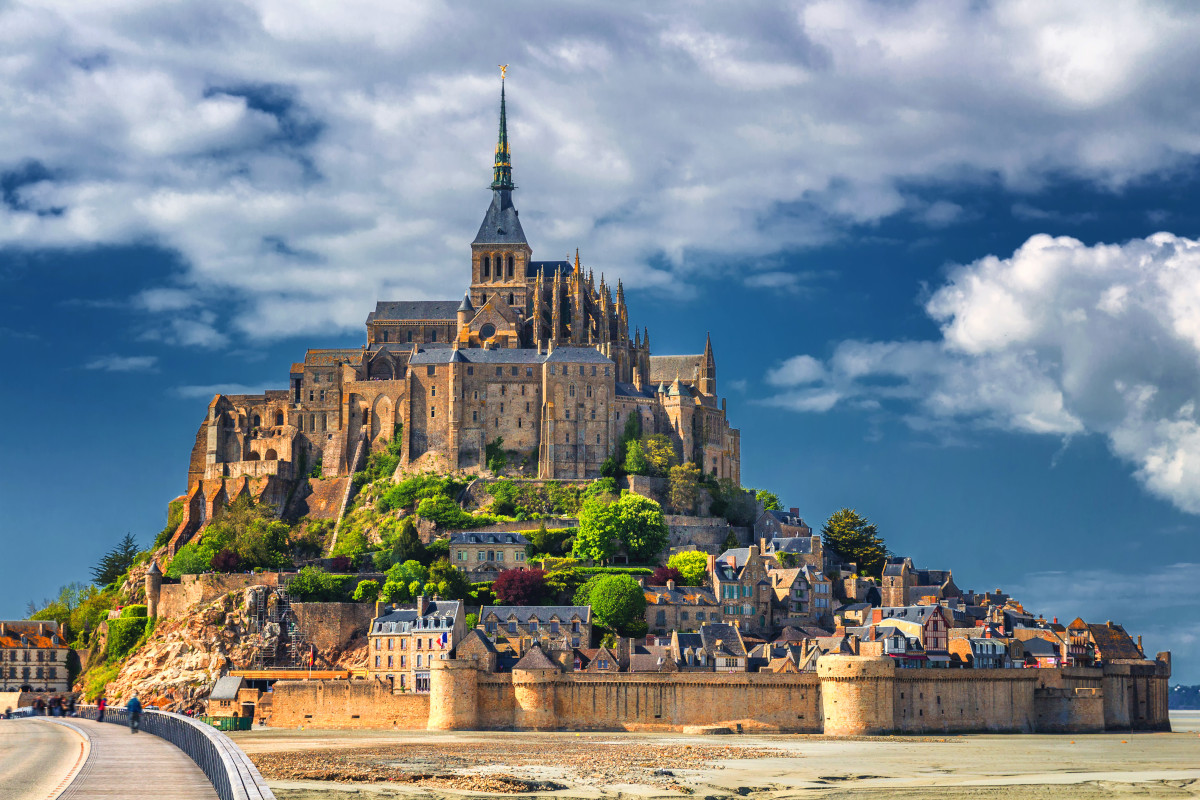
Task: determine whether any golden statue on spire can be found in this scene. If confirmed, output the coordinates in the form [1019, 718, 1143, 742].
[499, 64, 508, 80]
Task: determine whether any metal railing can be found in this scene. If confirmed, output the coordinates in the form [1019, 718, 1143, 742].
[80, 705, 274, 800]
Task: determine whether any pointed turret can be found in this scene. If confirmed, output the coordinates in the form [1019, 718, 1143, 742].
[699, 331, 716, 396]
[473, 74, 527, 246]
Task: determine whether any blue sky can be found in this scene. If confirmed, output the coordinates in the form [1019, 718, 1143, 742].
[2, 1, 1199, 681]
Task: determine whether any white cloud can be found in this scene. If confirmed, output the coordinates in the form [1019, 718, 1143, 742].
[765, 232, 1200, 514]
[2, 2, 1200, 344]
[84, 354, 158, 372]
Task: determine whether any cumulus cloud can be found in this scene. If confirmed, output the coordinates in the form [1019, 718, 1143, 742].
[764, 232, 1200, 514]
[4, 2, 1200, 343]
[84, 354, 158, 372]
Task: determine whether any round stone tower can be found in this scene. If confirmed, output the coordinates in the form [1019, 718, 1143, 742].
[512, 666, 560, 731]
[428, 654, 480, 730]
[145, 559, 163, 619]
[817, 655, 895, 736]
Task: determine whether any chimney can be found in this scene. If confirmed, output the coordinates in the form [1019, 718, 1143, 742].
[1137, 635, 1143, 652]
[759, 537, 769, 553]
[1053, 617, 1058, 625]
[790, 507, 799, 517]
[667, 579, 676, 591]
[375, 600, 382, 619]
[416, 595, 428, 617]
[706, 554, 717, 574]
[748, 544, 759, 558]
[38, 622, 45, 636]
[0, 622, 5, 636]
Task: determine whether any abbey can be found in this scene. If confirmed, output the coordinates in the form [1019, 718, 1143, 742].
[187, 81, 740, 493]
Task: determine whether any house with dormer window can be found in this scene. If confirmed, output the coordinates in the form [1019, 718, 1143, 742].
[449, 531, 530, 579]
[477, 605, 591, 649]
[368, 596, 466, 692]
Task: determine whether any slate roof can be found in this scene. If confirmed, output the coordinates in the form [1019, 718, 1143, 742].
[408, 346, 613, 366]
[699, 623, 746, 658]
[768, 537, 815, 555]
[528, 260, 572, 278]
[473, 189, 527, 245]
[876, 605, 943, 625]
[449, 531, 529, 546]
[1086, 622, 1144, 660]
[1021, 637, 1060, 657]
[615, 381, 654, 398]
[367, 300, 461, 323]
[644, 584, 718, 606]
[513, 644, 559, 671]
[763, 510, 811, 529]
[371, 600, 461, 634]
[209, 675, 244, 701]
[480, 605, 591, 623]
[649, 354, 703, 384]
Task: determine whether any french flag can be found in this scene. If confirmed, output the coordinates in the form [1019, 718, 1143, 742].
[439, 632, 449, 648]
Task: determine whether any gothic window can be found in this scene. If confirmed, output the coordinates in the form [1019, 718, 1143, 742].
[431, 329, 438, 342]
[276, 412, 284, 425]
[479, 323, 496, 340]
[517, 418, 522, 428]
[252, 415, 261, 427]
[382, 330, 389, 343]
[569, 384, 576, 398]
[473, 411, 477, 422]
[508, 292, 514, 305]
[473, 391, 478, 400]
[407, 331, 413, 342]
[482, 256, 490, 277]
[507, 255, 514, 278]
[586, 385, 592, 398]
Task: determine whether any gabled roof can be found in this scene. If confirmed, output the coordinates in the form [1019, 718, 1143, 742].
[371, 600, 461, 634]
[1086, 622, 1144, 660]
[768, 536, 816, 554]
[644, 585, 718, 606]
[209, 675, 244, 701]
[480, 606, 590, 624]
[649, 354, 703, 384]
[699, 623, 746, 658]
[368, 300, 460, 323]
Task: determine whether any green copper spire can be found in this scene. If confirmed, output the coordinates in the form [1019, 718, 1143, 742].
[491, 71, 514, 191]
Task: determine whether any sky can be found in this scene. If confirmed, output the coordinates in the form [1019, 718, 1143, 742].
[1, 0, 1199, 681]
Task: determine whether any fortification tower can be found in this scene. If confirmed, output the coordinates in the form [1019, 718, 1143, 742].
[512, 660, 560, 730]
[428, 654, 480, 730]
[145, 559, 162, 619]
[817, 655, 896, 736]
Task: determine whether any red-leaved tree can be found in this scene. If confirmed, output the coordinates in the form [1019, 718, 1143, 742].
[651, 566, 684, 586]
[493, 568, 548, 606]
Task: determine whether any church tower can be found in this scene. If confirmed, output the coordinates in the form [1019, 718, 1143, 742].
[470, 71, 533, 321]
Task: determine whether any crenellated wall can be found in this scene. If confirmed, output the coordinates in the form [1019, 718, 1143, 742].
[266, 654, 1171, 735]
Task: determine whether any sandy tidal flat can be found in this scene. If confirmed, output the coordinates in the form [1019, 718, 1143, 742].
[235, 711, 1200, 800]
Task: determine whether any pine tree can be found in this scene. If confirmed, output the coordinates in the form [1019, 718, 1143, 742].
[90, 533, 139, 587]
[821, 508, 889, 579]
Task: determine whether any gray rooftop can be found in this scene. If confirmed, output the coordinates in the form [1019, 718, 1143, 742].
[209, 675, 243, 701]
[449, 531, 529, 546]
[371, 600, 461, 634]
[480, 606, 591, 623]
[474, 189, 528, 245]
[368, 300, 461, 323]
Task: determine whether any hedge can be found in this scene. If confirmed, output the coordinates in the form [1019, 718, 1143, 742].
[105, 617, 148, 662]
[120, 604, 148, 618]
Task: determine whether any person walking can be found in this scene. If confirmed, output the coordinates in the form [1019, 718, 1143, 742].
[126, 694, 143, 734]
[33, 697, 45, 716]
[97, 695, 107, 722]
[66, 694, 77, 717]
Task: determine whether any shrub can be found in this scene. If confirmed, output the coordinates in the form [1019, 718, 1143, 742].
[523, 524, 575, 559]
[493, 568, 548, 606]
[416, 496, 493, 529]
[119, 604, 147, 618]
[287, 567, 355, 602]
[651, 566, 684, 585]
[486, 437, 508, 473]
[465, 612, 479, 630]
[105, 617, 148, 662]
[575, 574, 647, 637]
[353, 579, 380, 602]
[331, 528, 369, 559]
[666, 551, 709, 586]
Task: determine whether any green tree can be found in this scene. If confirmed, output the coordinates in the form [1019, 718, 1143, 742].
[667, 551, 709, 586]
[427, 559, 470, 600]
[91, 533, 139, 587]
[572, 498, 620, 563]
[486, 437, 508, 473]
[755, 490, 782, 511]
[613, 493, 669, 562]
[390, 517, 426, 564]
[709, 479, 757, 527]
[722, 529, 740, 552]
[353, 579, 380, 602]
[623, 439, 649, 476]
[577, 574, 648, 637]
[641, 434, 678, 477]
[821, 508, 889, 579]
[668, 463, 701, 514]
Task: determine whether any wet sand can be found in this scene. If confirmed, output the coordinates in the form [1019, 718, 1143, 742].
[236, 711, 1200, 800]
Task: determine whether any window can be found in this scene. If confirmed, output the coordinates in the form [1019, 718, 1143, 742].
[478, 551, 486, 561]
[431, 387, 436, 397]
[525, 402, 530, 412]
[426, 365, 435, 376]
[564, 410, 570, 420]
[382, 331, 389, 343]
[550, 621, 559, 633]
[431, 408, 436, 417]
[549, 365, 555, 375]
[587, 385, 592, 397]
[516, 552, 524, 561]
[599, 658, 608, 669]
[473, 411, 478, 422]
[416, 638, 423, 650]
[507, 255, 514, 277]
[569, 384, 575, 397]
[483, 256, 490, 277]
[473, 390, 479, 399]
[526, 367, 533, 377]
[508, 621, 518, 634]
[591, 366, 597, 376]
[387, 655, 393, 668]
[508, 292, 515, 305]
[308, 390, 314, 401]
[467, 366, 473, 375]
[517, 418, 522, 428]
[388, 638, 394, 650]
[605, 366, 610, 376]
[496, 367, 503, 376]
[500, 402, 504, 411]
[407, 331, 414, 342]
[417, 654, 422, 667]
[497, 551, 505, 562]
[579, 366, 585, 375]
[431, 329, 438, 342]
[457, 551, 466, 561]
[529, 619, 538, 631]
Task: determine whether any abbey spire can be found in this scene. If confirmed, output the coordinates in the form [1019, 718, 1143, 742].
[491, 71, 515, 192]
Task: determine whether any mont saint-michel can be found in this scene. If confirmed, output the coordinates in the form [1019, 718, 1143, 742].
[4, 70, 1186, 800]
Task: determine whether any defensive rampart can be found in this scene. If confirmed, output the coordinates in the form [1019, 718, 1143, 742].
[267, 654, 1170, 735]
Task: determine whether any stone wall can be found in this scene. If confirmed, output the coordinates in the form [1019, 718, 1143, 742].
[158, 573, 287, 619]
[290, 603, 376, 652]
[664, 514, 737, 554]
[264, 655, 1171, 735]
[267, 679, 429, 729]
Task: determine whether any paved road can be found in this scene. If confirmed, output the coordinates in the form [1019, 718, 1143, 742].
[53, 718, 218, 799]
[0, 718, 83, 800]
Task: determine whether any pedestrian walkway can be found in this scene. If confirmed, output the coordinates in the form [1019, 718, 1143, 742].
[48, 717, 218, 799]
